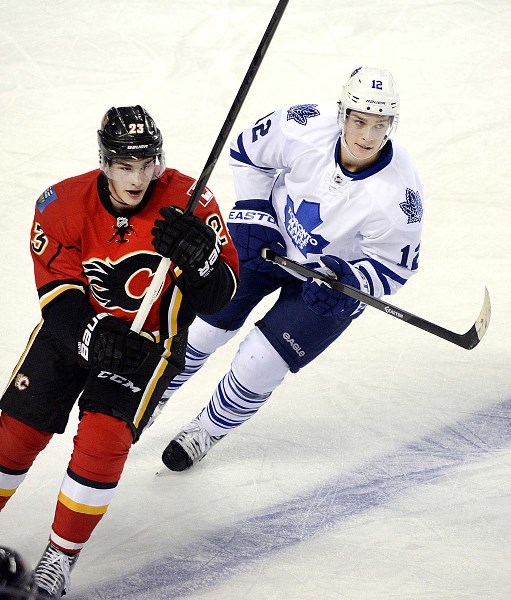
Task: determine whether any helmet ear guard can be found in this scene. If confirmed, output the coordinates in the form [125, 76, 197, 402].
[97, 105, 166, 180]
[338, 66, 400, 145]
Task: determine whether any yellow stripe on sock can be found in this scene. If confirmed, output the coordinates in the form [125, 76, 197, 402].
[58, 491, 109, 515]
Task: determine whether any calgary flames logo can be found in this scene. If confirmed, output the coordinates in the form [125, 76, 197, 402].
[14, 373, 30, 390]
[83, 252, 164, 312]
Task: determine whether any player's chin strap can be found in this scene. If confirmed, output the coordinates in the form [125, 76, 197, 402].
[261, 248, 491, 351]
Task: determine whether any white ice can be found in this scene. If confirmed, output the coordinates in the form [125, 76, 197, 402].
[1, 1, 510, 598]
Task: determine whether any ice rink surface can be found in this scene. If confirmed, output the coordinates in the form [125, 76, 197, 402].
[1, 1, 510, 598]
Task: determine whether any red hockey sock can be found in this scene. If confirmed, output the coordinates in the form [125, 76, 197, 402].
[50, 411, 133, 552]
[0, 413, 53, 511]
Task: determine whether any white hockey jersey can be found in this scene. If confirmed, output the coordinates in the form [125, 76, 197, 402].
[228, 102, 424, 298]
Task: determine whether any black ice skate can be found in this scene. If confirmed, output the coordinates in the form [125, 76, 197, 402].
[162, 418, 224, 471]
[32, 543, 79, 599]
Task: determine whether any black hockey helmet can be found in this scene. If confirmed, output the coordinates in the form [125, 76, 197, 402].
[0, 546, 36, 599]
[97, 105, 165, 178]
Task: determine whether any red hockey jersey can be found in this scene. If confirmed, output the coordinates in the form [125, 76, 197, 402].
[31, 168, 239, 341]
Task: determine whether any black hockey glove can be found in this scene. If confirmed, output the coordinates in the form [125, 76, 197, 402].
[152, 206, 221, 284]
[77, 313, 157, 374]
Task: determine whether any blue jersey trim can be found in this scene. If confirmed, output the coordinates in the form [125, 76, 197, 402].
[335, 138, 393, 180]
[352, 257, 407, 296]
[356, 264, 375, 296]
[230, 133, 273, 171]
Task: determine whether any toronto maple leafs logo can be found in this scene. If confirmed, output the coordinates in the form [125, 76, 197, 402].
[399, 188, 423, 224]
[286, 104, 320, 126]
[83, 252, 162, 312]
[284, 196, 328, 257]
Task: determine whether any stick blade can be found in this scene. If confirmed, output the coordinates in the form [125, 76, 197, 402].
[460, 286, 491, 350]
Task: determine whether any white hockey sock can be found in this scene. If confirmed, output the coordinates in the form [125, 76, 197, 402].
[163, 344, 209, 399]
[199, 327, 289, 437]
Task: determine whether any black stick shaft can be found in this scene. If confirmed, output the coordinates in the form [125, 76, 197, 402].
[131, 1, 289, 333]
[262, 248, 491, 350]
[185, 0, 289, 214]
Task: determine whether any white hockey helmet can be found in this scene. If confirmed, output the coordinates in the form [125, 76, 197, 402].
[341, 66, 399, 116]
[338, 67, 400, 147]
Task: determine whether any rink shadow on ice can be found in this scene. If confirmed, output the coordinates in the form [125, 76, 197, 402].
[80, 398, 511, 599]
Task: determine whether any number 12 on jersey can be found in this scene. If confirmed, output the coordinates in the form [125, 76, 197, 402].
[399, 243, 420, 270]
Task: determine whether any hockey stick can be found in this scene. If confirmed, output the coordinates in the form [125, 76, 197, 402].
[261, 248, 491, 350]
[131, 0, 289, 334]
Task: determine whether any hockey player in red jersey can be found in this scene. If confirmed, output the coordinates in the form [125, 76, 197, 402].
[0, 105, 239, 599]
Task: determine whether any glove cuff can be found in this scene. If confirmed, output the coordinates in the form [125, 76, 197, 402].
[228, 207, 280, 233]
[348, 264, 370, 295]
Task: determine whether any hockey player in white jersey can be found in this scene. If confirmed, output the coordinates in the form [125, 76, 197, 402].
[158, 66, 424, 471]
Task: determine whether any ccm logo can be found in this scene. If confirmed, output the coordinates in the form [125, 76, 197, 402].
[98, 371, 142, 393]
[283, 332, 305, 357]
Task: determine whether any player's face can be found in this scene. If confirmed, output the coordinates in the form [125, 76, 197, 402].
[343, 111, 391, 161]
[106, 157, 156, 211]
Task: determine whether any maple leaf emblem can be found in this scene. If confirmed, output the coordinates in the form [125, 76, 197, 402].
[399, 188, 423, 224]
[284, 196, 328, 257]
[286, 104, 320, 126]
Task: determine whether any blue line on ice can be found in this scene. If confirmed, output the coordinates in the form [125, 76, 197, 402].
[80, 398, 511, 599]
